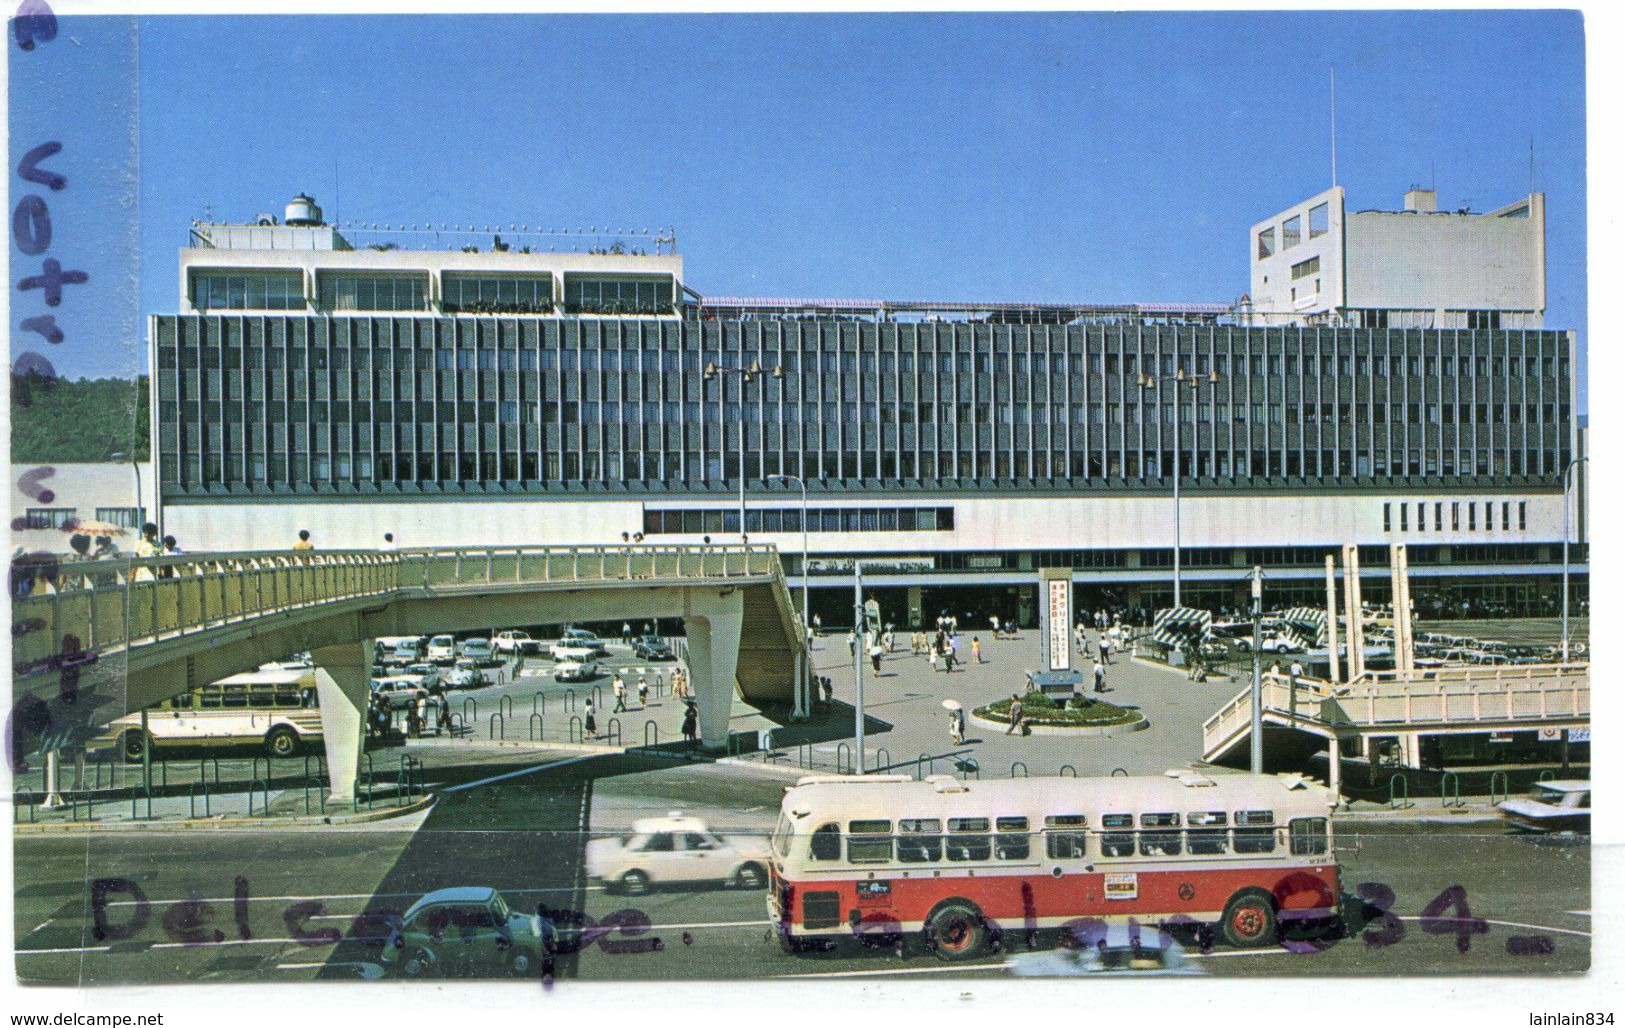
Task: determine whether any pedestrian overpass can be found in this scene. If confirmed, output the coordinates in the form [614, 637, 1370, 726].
[1202, 663, 1590, 797]
[10, 544, 808, 802]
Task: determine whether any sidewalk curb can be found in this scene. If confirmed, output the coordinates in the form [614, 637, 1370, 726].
[13, 793, 437, 834]
[967, 710, 1149, 738]
[406, 737, 630, 756]
[1129, 655, 1237, 684]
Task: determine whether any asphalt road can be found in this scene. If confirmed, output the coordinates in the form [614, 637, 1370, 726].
[13, 754, 1590, 986]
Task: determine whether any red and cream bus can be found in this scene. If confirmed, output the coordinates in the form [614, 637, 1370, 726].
[768, 770, 1339, 960]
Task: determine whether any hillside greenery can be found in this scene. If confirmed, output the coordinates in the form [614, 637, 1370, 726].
[10, 374, 149, 463]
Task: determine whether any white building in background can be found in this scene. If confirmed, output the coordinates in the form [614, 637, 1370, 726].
[1247, 186, 1546, 329]
[10, 462, 155, 555]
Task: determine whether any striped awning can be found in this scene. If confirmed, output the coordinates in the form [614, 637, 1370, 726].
[1149, 606, 1212, 649]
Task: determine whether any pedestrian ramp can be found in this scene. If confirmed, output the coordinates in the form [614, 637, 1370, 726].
[1202, 662, 1590, 765]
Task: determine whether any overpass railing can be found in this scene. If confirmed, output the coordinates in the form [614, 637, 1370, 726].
[11, 544, 787, 671]
[1202, 664, 1590, 759]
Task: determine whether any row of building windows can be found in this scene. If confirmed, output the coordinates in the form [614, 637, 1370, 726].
[190, 271, 676, 316]
[641, 506, 954, 536]
[1385, 500, 1527, 534]
[1257, 202, 1331, 259]
[152, 316, 1573, 494]
[23, 507, 145, 531]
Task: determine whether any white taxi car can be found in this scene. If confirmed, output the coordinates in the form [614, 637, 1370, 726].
[585, 814, 772, 895]
[553, 658, 598, 683]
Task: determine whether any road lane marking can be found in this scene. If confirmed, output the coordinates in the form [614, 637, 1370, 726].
[779, 962, 1009, 978]
[1565, 910, 1591, 917]
[1395, 915, 1591, 938]
[441, 752, 601, 793]
[18, 936, 388, 957]
[90, 885, 602, 909]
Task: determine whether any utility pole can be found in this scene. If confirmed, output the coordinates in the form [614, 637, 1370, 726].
[852, 564, 866, 774]
[1250, 565, 1264, 774]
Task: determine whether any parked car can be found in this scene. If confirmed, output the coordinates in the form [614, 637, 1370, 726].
[380, 887, 554, 979]
[561, 628, 607, 654]
[550, 639, 599, 662]
[632, 635, 674, 661]
[426, 634, 457, 665]
[1236, 632, 1301, 654]
[444, 660, 489, 690]
[585, 814, 772, 895]
[389, 638, 426, 666]
[403, 663, 442, 691]
[553, 658, 598, 683]
[460, 638, 500, 667]
[1497, 781, 1591, 833]
[491, 630, 541, 656]
[371, 678, 426, 709]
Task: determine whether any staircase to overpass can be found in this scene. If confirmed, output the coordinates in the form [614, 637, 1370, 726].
[1202, 663, 1590, 777]
[10, 544, 808, 803]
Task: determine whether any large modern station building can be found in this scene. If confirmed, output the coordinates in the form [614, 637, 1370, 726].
[149, 189, 1582, 627]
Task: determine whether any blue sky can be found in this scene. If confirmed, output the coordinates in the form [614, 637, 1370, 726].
[11, 10, 1588, 394]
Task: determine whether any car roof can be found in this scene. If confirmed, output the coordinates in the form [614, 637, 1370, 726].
[403, 887, 498, 919]
[1533, 780, 1590, 793]
[631, 814, 711, 834]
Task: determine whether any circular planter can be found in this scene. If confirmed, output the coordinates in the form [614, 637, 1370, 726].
[968, 708, 1149, 738]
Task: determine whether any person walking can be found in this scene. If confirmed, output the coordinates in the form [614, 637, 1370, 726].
[927, 646, 939, 673]
[1290, 659, 1305, 681]
[583, 699, 598, 739]
[681, 701, 699, 752]
[1094, 660, 1107, 693]
[848, 630, 858, 658]
[812, 613, 822, 637]
[637, 674, 649, 706]
[612, 673, 628, 713]
[1005, 693, 1023, 736]
[292, 529, 314, 552]
[622, 622, 632, 645]
[1098, 634, 1111, 665]
[438, 693, 451, 736]
[821, 675, 833, 706]
[948, 706, 965, 745]
[869, 638, 884, 675]
[971, 636, 982, 664]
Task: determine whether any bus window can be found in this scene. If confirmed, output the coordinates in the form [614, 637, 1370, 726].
[995, 817, 1030, 860]
[1234, 810, 1276, 854]
[809, 823, 842, 862]
[1044, 815, 1088, 859]
[1099, 814, 1134, 858]
[946, 818, 992, 862]
[167, 694, 192, 710]
[198, 687, 223, 709]
[1289, 817, 1328, 856]
[897, 819, 942, 863]
[1139, 813, 1182, 856]
[1187, 811, 1229, 854]
[847, 820, 893, 864]
[221, 688, 249, 708]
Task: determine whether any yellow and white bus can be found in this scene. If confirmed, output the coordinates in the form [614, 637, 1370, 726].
[91, 669, 323, 761]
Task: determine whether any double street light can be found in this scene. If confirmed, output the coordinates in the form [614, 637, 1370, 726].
[1561, 455, 1588, 662]
[1135, 367, 1220, 609]
[702, 359, 782, 542]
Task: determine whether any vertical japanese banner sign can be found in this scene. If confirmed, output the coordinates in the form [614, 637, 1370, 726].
[8, 6, 140, 771]
[1047, 578, 1069, 671]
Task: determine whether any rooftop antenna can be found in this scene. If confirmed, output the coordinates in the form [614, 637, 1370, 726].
[1329, 66, 1338, 188]
[1529, 136, 1536, 196]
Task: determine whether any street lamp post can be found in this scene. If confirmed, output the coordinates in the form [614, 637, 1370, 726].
[1136, 368, 1220, 610]
[108, 449, 151, 805]
[703, 360, 782, 542]
[1561, 455, 1589, 662]
[768, 472, 811, 719]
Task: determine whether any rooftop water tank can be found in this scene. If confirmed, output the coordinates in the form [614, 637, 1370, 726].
[284, 193, 323, 226]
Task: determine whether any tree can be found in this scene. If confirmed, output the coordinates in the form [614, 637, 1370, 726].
[9, 374, 148, 462]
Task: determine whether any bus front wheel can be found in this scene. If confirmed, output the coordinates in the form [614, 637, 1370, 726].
[1220, 890, 1278, 948]
[264, 726, 300, 759]
[925, 901, 987, 961]
[121, 731, 150, 763]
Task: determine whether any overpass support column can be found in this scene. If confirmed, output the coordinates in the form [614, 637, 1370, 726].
[682, 589, 745, 752]
[312, 641, 371, 803]
[1328, 736, 1342, 811]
